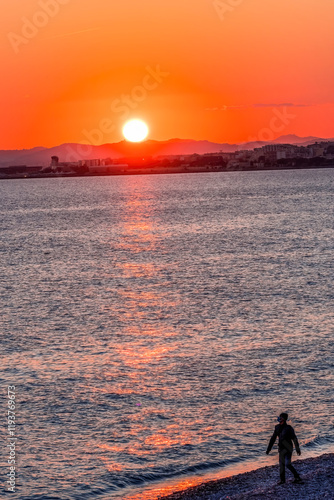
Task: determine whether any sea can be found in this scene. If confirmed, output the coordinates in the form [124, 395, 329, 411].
[1, 168, 333, 499]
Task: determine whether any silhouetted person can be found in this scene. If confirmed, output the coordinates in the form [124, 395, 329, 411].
[266, 413, 303, 484]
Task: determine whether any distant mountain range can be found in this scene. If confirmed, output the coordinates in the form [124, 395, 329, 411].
[0, 135, 332, 167]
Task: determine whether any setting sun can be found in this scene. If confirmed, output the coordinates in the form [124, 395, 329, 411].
[123, 120, 149, 142]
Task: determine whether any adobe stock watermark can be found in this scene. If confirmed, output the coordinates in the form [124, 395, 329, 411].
[8, 0, 70, 54]
[7, 386, 17, 493]
[213, 0, 244, 21]
[65, 64, 169, 162]
[240, 106, 297, 149]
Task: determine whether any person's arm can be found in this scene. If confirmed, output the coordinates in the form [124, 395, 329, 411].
[266, 428, 278, 454]
[292, 428, 301, 455]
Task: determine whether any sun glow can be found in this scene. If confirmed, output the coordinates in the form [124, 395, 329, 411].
[123, 119, 149, 142]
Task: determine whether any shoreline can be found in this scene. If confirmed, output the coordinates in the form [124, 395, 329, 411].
[157, 453, 334, 500]
[1, 164, 334, 180]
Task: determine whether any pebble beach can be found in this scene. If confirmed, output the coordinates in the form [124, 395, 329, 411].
[159, 454, 334, 500]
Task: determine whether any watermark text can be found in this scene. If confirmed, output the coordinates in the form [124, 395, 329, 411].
[8, 0, 70, 54]
[7, 386, 17, 492]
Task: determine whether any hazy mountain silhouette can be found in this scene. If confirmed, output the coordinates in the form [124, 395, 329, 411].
[266, 134, 326, 144]
[0, 136, 331, 167]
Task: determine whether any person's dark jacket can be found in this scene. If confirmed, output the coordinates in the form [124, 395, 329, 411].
[267, 423, 300, 454]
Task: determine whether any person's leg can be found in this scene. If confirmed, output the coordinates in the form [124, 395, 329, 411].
[285, 452, 301, 480]
[279, 449, 286, 483]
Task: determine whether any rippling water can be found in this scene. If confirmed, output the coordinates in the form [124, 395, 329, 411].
[1, 169, 333, 499]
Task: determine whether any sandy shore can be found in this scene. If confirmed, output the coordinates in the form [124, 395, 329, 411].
[158, 453, 334, 500]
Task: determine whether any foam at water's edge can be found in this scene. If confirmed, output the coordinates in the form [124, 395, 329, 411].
[120, 442, 334, 500]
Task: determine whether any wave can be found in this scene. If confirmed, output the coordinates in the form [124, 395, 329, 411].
[105, 456, 249, 492]
[302, 432, 334, 449]
[109, 432, 334, 493]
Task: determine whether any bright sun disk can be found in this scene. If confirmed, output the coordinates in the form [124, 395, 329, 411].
[123, 119, 149, 142]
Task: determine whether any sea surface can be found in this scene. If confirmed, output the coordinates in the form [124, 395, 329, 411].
[0, 169, 333, 499]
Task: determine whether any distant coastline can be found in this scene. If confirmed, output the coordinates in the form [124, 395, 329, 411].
[1, 139, 334, 180]
[1, 163, 334, 180]
[1, 138, 334, 180]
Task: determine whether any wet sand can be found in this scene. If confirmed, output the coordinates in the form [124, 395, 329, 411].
[158, 453, 334, 500]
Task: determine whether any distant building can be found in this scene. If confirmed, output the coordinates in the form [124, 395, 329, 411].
[84, 159, 101, 167]
[51, 156, 59, 167]
[42, 156, 79, 174]
[309, 146, 326, 157]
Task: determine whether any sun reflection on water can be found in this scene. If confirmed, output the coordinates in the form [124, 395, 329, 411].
[2, 172, 334, 499]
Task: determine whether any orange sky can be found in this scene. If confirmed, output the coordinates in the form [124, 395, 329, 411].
[1, 0, 333, 149]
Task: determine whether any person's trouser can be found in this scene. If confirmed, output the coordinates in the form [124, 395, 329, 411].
[279, 449, 299, 482]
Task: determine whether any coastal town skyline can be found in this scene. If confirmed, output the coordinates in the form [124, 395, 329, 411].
[1, 0, 334, 149]
[2, 137, 333, 179]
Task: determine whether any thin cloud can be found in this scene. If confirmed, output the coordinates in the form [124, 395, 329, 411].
[254, 103, 309, 108]
[206, 103, 311, 111]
